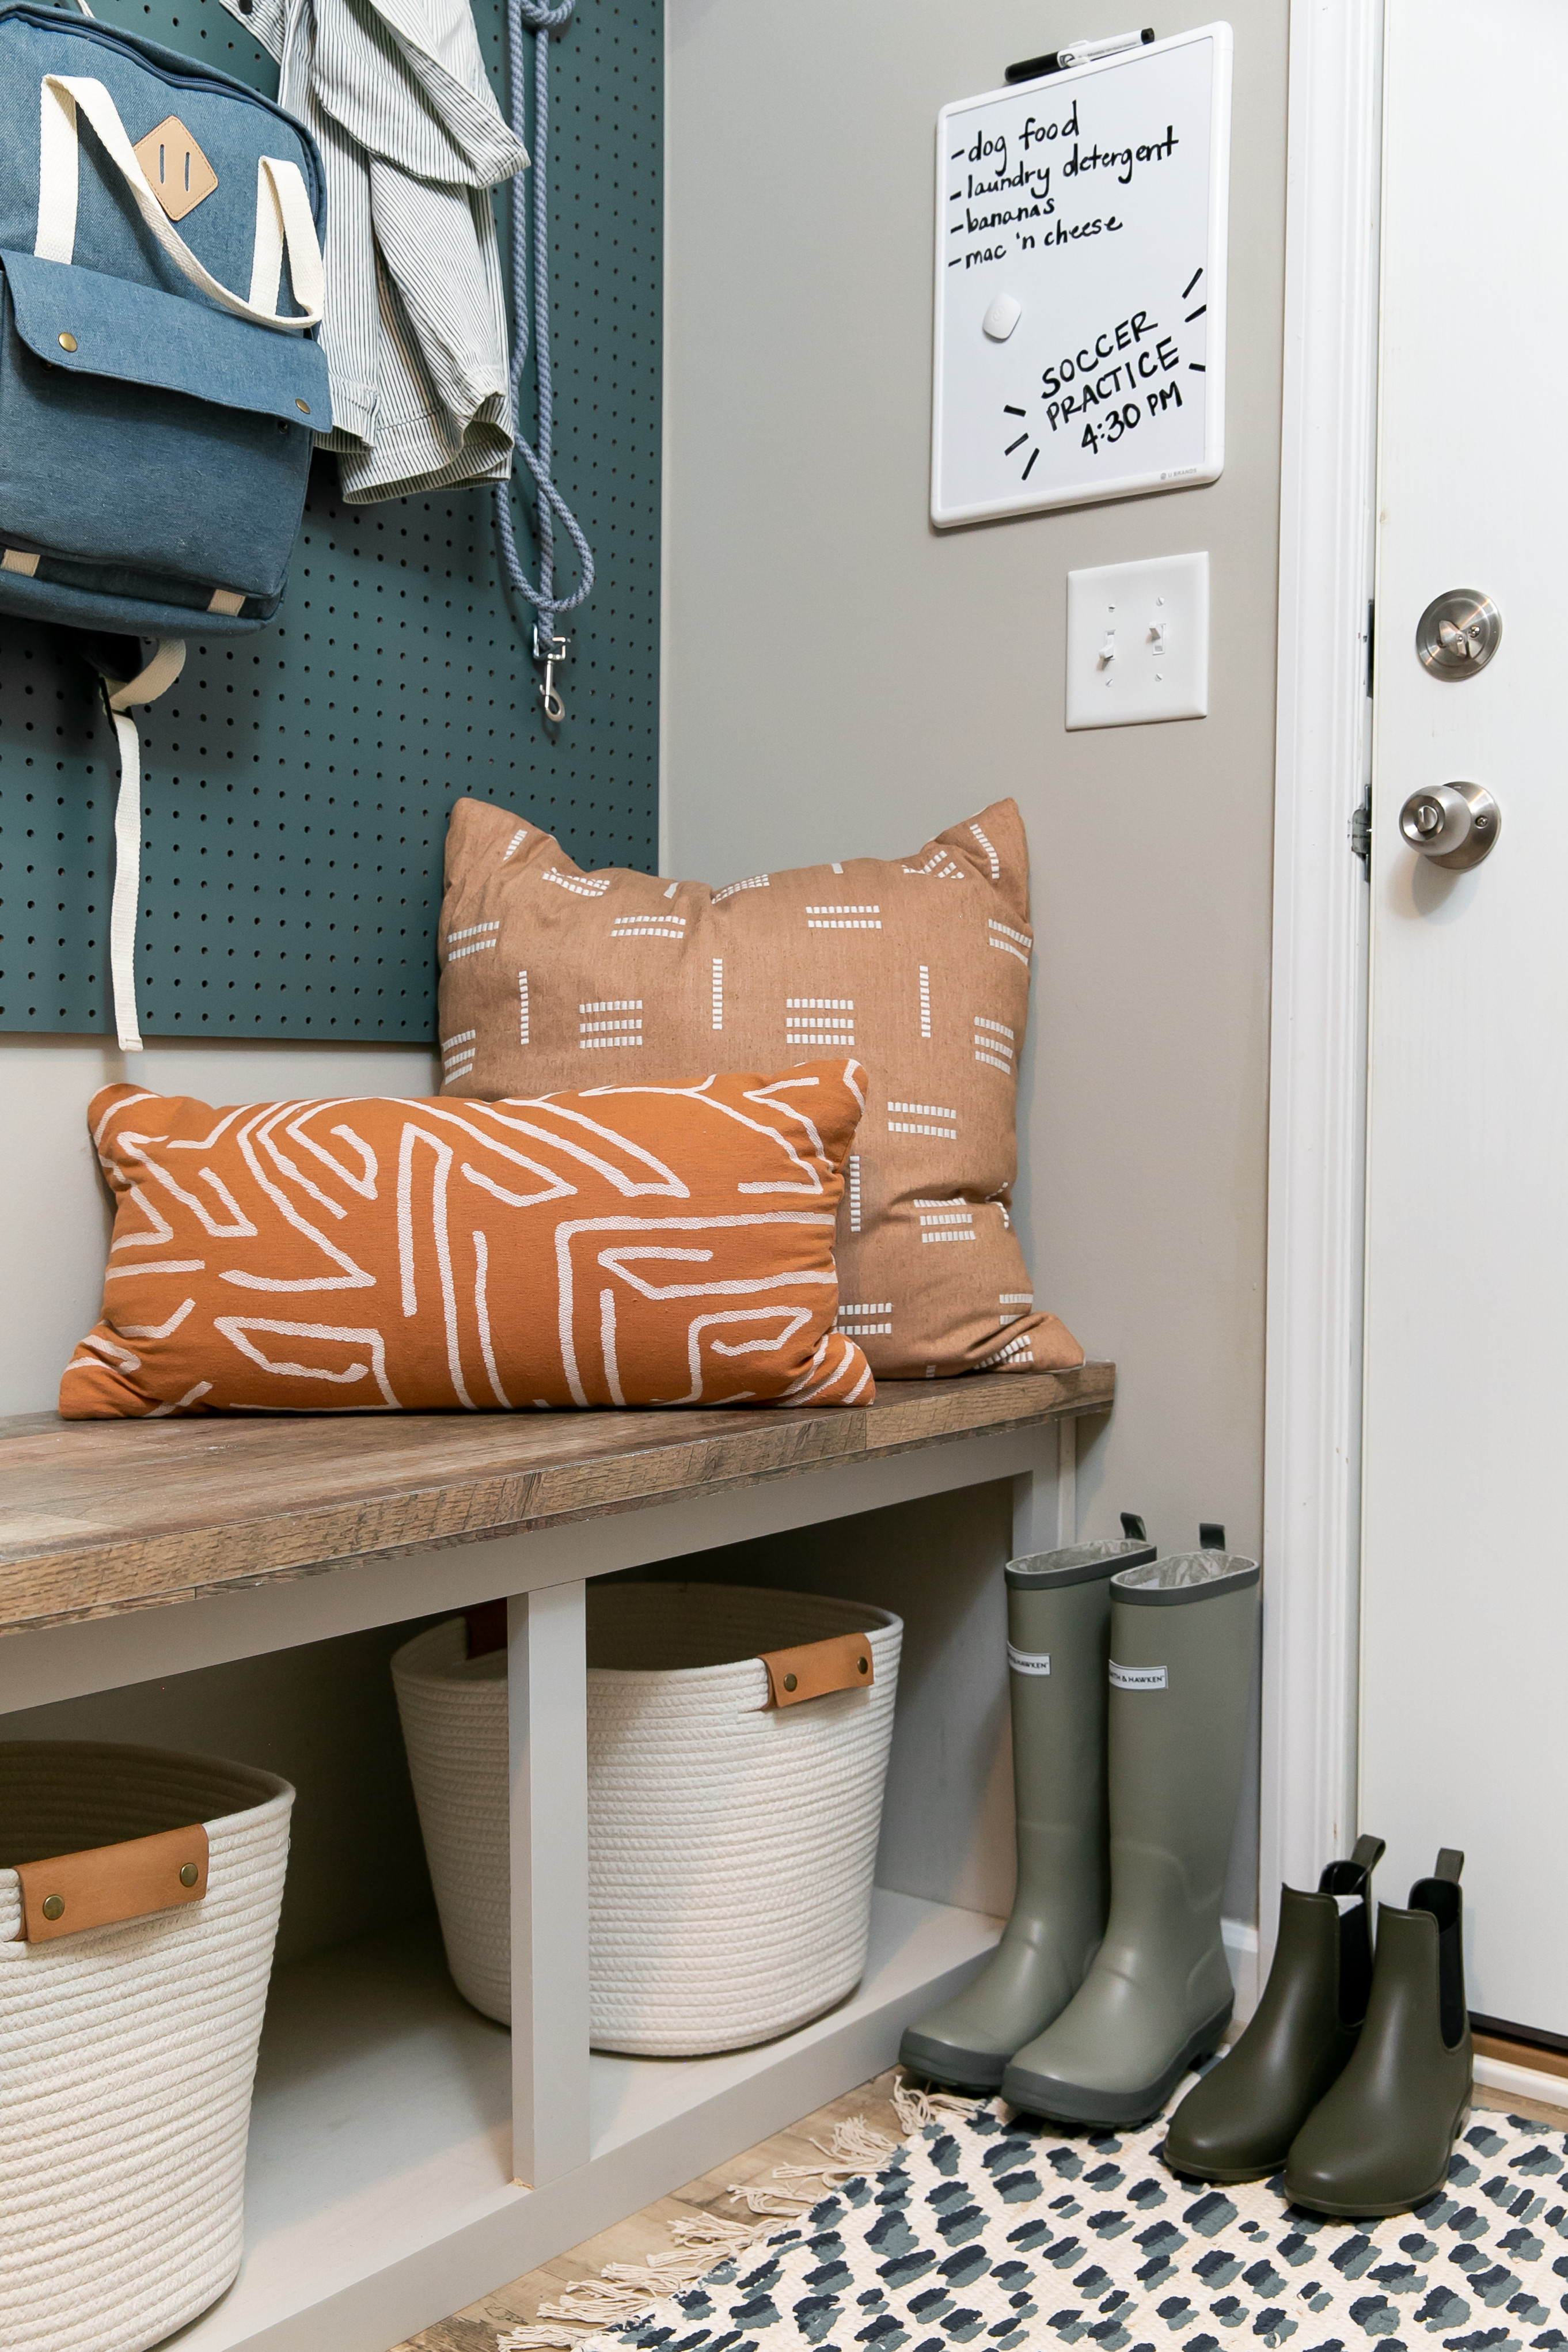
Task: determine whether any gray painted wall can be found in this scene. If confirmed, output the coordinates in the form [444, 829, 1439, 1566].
[663, 0, 1284, 1561]
[662, 0, 1288, 1913]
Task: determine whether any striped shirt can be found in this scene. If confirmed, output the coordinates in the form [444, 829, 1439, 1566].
[221, 0, 527, 503]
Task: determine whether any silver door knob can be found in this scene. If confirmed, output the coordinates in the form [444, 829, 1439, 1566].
[1398, 780, 1501, 870]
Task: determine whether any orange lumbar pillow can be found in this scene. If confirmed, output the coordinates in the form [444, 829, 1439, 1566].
[62, 1065, 874, 1418]
[435, 795, 1084, 1381]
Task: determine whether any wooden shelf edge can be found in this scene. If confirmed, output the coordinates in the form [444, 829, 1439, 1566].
[0, 1363, 1114, 1638]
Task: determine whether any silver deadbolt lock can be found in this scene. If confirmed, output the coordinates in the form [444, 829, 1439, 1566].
[1398, 780, 1501, 870]
[1415, 589, 1501, 678]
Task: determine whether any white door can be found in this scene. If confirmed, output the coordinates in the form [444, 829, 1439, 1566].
[1360, 0, 1568, 2036]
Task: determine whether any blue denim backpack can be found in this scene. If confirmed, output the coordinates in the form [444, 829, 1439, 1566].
[0, 1, 331, 1045]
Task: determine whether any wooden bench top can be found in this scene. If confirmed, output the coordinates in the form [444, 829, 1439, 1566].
[0, 1364, 1113, 1636]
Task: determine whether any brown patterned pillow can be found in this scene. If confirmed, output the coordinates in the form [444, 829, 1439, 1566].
[436, 796, 1083, 1380]
[62, 1069, 872, 1416]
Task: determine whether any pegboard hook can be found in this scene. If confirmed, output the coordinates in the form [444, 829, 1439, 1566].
[534, 625, 567, 723]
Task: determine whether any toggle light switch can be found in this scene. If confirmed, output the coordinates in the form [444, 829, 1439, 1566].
[1065, 552, 1210, 729]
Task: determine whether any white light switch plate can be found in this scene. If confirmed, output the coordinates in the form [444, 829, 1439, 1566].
[1065, 551, 1210, 729]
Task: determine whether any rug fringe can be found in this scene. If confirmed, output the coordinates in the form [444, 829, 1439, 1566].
[892, 2077, 982, 2132]
[734, 2109, 905, 2209]
[498, 2213, 779, 2346]
[498, 2074, 947, 2350]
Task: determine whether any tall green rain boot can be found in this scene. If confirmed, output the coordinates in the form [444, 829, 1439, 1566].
[898, 1538, 1155, 2093]
[1285, 1850, 1472, 2217]
[1002, 1550, 1261, 2125]
[1162, 1833, 1385, 2182]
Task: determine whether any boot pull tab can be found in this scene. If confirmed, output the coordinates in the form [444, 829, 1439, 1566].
[1435, 1847, 1465, 1883]
[1198, 1522, 1225, 1550]
[1323, 1832, 1385, 1908]
[1121, 1512, 1148, 1541]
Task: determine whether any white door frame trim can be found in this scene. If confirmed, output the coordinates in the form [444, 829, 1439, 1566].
[1260, 0, 1384, 1941]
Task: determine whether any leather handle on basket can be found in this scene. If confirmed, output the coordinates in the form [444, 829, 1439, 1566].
[760, 1632, 875, 1709]
[15, 1823, 209, 1943]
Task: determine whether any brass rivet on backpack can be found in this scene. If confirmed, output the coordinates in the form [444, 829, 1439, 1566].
[58, 332, 77, 352]
[783, 1672, 798, 1692]
[41, 1895, 64, 1921]
[179, 1862, 199, 1888]
[295, 397, 310, 414]
[857, 1655, 869, 1674]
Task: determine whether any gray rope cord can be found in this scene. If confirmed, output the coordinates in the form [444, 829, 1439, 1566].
[495, 0, 594, 720]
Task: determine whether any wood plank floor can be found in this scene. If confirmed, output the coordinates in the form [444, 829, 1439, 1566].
[389, 2070, 1567, 2352]
[394, 2069, 908, 2351]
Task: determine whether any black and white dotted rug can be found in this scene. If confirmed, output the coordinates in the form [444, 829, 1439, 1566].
[566, 2094, 1568, 2352]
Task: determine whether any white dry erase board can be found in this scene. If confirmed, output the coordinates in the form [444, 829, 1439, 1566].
[931, 24, 1232, 527]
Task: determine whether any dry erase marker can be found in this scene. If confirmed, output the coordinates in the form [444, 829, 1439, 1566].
[1004, 28, 1154, 83]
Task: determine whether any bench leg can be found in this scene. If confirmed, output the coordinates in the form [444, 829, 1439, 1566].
[1011, 1418, 1078, 1561]
[507, 1580, 591, 2187]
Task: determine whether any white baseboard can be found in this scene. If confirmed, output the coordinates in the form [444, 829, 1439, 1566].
[1474, 2051, 1568, 2112]
[1222, 1916, 1261, 2021]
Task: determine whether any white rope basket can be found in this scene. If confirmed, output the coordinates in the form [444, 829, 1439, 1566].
[392, 1622, 512, 2025]
[393, 1584, 902, 2056]
[0, 1741, 294, 2352]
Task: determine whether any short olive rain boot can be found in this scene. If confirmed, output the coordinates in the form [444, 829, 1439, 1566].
[1162, 1833, 1386, 2182]
[1285, 1850, 1472, 2217]
[1002, 1551, 1261, 2126]
[899, 1539, 1156, 2093]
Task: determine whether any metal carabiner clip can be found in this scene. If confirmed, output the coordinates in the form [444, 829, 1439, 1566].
[534, 626, 568, 723]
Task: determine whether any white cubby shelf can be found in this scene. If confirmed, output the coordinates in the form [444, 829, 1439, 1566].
[0, 1370, 1109, 2351]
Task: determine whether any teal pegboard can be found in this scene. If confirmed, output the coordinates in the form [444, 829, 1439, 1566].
[0, 0, 659, 1039]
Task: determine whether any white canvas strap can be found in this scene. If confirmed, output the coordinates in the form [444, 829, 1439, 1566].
[101, 640, 187, 1053]
[245, 152, 321, 320]
[35, 77, 324, 331]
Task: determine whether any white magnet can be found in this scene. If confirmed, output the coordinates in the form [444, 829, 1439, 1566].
[981, 292, 1022, 342]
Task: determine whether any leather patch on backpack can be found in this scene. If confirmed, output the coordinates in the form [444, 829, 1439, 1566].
[133, 116, 218, 221]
